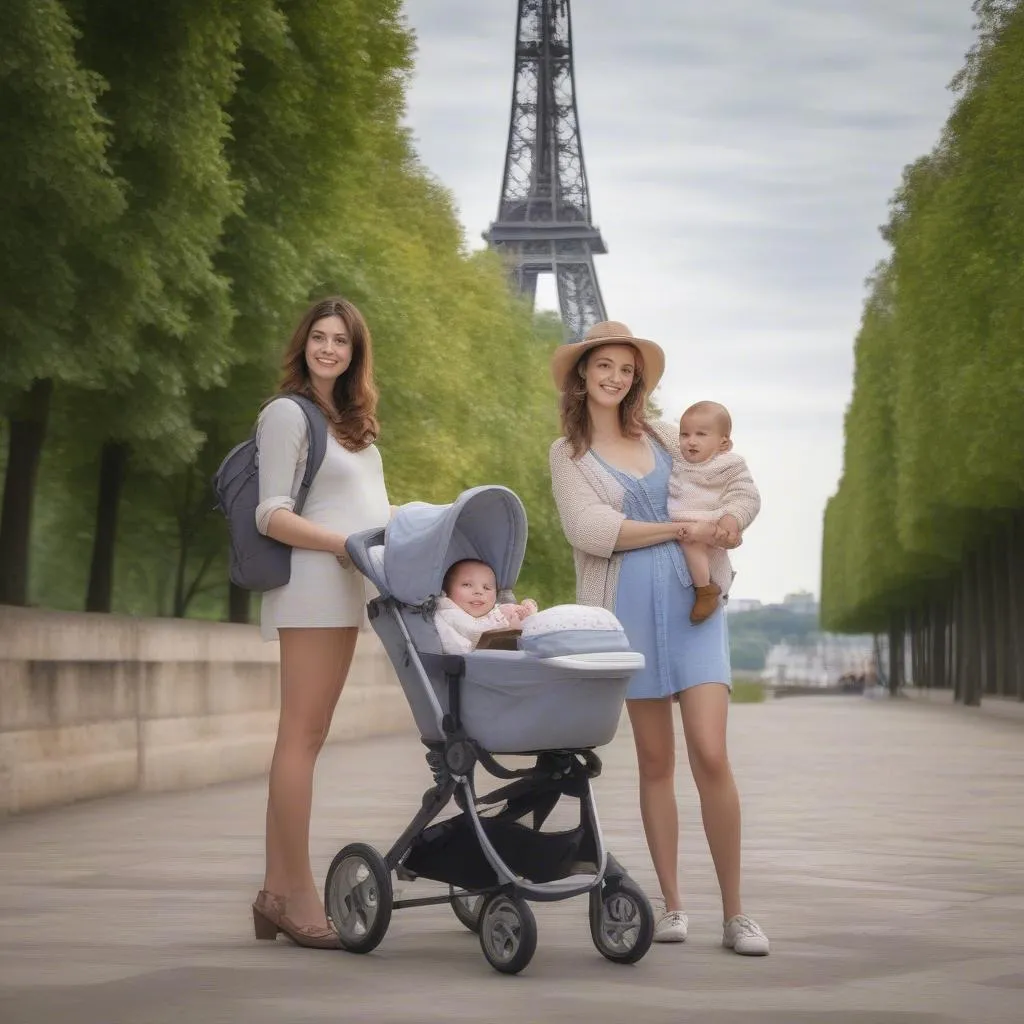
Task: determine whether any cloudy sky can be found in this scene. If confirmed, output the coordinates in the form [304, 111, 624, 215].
[399, 0, 978, 605]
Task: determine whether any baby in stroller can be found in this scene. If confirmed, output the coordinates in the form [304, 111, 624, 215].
[435, 557, 538, 654]
[321, 485, 657, 974]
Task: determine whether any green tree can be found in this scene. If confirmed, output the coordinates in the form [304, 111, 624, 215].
[821, 264, 940, 631]
[0, 0, 124, 604]
[14, 0, 580, 620]
[66, 0, 243, 611]
[822, 0, 1024, 676]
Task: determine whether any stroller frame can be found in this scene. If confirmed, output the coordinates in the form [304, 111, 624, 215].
[323, 596, 655, 975]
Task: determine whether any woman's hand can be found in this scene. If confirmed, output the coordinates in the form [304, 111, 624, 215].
[334, 534, 351, 569]
[264, 509, 353, 559]
[677, 521, 717, 545]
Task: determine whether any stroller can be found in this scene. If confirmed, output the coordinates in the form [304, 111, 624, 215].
[323, 485, 655, 974]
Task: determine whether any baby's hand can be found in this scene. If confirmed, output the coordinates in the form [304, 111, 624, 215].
[499, 602, 523, 625]
[716, 514, 741, 548]
[521, 599, 538, 617]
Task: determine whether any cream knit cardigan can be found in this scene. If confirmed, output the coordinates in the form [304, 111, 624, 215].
[549, 420, 759, 610]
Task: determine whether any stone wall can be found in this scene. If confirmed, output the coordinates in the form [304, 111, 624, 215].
[0, 607, 414, 816]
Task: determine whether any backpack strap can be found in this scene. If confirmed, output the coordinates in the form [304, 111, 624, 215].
[284, 394, 329, 515]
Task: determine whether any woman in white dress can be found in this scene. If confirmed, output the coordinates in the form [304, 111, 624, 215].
[250, 297, 391, 949]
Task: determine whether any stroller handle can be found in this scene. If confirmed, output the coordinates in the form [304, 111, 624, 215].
[345, 526, 388, 592]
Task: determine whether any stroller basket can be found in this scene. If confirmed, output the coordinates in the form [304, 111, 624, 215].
[403, 812, 593, 890]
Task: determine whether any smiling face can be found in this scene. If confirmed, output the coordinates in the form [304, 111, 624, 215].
[582, 344, 641, 410]
[678, 404, 732, 464]
[444, 560, 498, 618]
[304, 315, 352, 391]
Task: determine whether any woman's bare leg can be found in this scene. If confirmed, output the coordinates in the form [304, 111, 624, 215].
[263, 626, 358, 929]
[626, 697, 683, 911]
[678, 682, 742, 921]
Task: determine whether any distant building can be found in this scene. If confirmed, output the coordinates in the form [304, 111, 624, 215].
[728, 592, 820, 617]
[781, 590, 818, 617]
[761, 633, 875, 688]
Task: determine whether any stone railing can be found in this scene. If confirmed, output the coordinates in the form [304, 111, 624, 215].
[0, 607, 414, 816]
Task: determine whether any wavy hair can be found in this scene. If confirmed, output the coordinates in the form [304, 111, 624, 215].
[559, 344, 651, 457]
[276, 297, 379, 450]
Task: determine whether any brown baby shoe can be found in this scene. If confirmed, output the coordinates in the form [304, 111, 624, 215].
[690, 583, 722, 625]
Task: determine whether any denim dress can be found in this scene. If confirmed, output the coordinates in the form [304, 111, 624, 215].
[592, 440, 732, 700]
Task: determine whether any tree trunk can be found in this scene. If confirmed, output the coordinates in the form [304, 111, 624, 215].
[990, 526, 1009, 697]
[963, 549, 982, 707]
[918, 605, 929, 688]
[930, 595, 947, 690]
[0, 379, 53, 606]
[85, 441, 129, 613]
[951, 575, 963, 702]
[1010, 510, 1024, 701]
[172, 543, 189, 618]
[926, 598, 935, 687]
[976, 537, 995, 697]
[887, 614, 903, 696]
[907, 607, 919, 687]
[228, 581, 250, 624]
[172, 474, 193, 618]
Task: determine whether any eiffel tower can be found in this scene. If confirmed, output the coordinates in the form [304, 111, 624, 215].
[484, 0, 607, 341]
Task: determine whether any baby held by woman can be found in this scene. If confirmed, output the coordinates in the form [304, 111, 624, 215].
[669, 400, 761, 625]
[434, 559, 538, 654]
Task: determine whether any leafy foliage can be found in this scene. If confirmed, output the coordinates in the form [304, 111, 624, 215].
[0, 0, 125, 396]
[728, 607, 818, 670]
[1, 0, 576, 617]
[822, 1, 1024, 632]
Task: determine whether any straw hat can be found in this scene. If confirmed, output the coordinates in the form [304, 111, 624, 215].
[550, 320, 665, 393]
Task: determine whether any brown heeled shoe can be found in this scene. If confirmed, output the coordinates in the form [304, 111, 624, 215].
[252, 889, 285, 940]
[276, 912, 343, 950]
[253, 890, 341, 948]
[690, 583, 722, 624]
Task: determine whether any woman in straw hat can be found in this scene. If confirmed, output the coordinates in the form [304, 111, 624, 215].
[548, 321, 769, 955]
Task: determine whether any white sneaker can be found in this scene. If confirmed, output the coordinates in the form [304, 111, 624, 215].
[722, 914, 769, 956]
[653, 909, 689, 943]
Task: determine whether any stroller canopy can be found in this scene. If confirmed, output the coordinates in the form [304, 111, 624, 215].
[383, 485, 528, 606]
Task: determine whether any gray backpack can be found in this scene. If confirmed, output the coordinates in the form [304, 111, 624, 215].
[212, 395, 328, 591]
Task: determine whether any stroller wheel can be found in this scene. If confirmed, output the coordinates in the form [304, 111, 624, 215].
[588, 876, 654, 964]
[324, 843, 393, 954]
[448, 887, 484, 933]
[477, 893, 537, 975]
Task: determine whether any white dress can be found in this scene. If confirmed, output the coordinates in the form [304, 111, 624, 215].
[254, 397, 390, 641]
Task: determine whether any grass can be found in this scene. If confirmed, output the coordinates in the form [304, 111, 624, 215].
[730, 675, 766, 704]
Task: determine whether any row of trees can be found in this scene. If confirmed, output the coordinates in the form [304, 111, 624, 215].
[820, 1, 1024, 701]
[0, 0, 576, 622]
[728, 606, 818, 672]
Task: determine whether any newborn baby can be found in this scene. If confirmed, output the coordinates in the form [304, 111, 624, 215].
[434, 558, 538, 655]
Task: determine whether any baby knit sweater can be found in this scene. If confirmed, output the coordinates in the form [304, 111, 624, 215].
[667, 451, 760, 524]
[667, 451, 760, 594]
[434, 597, 514, 655]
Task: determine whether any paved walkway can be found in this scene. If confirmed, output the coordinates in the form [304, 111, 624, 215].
[1, 696, 1022, 1024]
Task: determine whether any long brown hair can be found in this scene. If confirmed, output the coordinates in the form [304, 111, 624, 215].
[559, 344, 651, 457]
[277, 297, 379, 450]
